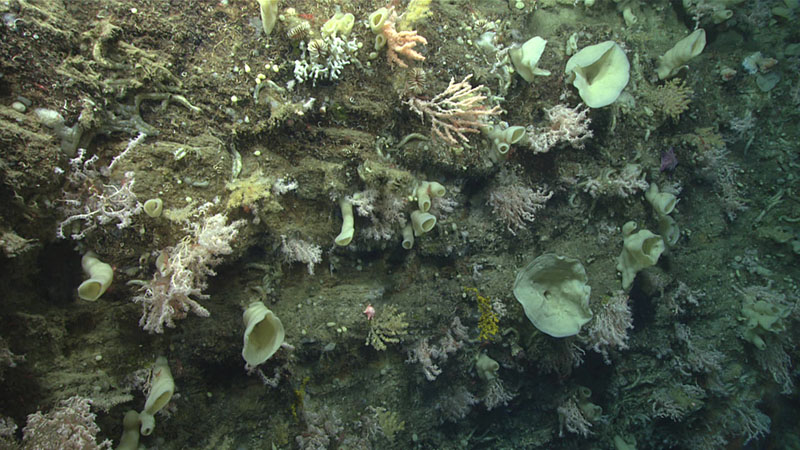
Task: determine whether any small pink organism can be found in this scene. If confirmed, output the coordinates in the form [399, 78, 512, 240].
[363, 304, 376, 320]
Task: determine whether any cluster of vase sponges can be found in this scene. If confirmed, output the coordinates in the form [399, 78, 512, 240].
[508, 28, 705, 109]
[116, 356, 175, 450]
[114, 301, 284, 447]
[511, 183, 680, 339]
[335, 181, 447, 250]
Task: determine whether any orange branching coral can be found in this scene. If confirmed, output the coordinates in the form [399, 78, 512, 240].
[406, 75, 502, 145]
[382, 10, 427, 68]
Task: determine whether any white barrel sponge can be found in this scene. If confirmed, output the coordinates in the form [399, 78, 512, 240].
[513, 254, 593, 338]
[117, 411, 141, 450]
[242, 301, 285, 369]
[335, 198, 355, 246]
[77, 251, 113, 301]
[410, 210, 436, 236]
[255, 0, 279, 36]
[139, 357, 175, 436]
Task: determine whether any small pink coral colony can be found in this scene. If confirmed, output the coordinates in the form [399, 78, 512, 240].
[363, 304, 376, 320]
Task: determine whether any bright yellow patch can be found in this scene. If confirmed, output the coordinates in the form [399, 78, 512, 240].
[465, 287, 499, 341]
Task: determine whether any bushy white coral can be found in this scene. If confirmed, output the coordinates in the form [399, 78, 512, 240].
[405, 317, 468, 381]
[557, 397, 594, 438]
[525, 104, 593, 154]
[347, 189, 409, 241]
[487, 171, 553, 235]
[22, 396, 111, 450]
[580, 163, 649, 199]
[57, 149, 142, 240]
[132, 213, 245, 333]
[293, 36, 360, 86]
[280, 235, 322, 275]
[587, 291, 633, 364]
[482, 378, 515, 410]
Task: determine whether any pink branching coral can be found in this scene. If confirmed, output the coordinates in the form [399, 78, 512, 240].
[22, 396, 112, 450]
[406, 75, 502, 145]
[587, 290, 633, 364]
[526, 104, 593, 154]
[132, 213, 245, 333]
[382, 9, 427, 68]
[487, 182, 553, 235]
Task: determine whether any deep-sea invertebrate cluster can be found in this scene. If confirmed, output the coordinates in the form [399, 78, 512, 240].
[2, 0, 796, 447]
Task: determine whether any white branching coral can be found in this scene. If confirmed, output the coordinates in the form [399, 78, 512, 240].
[406, 339, 443, 381]
[525, 104, 593, 154]
[347, 189, 409, 241]
[22, 396, 111, 450]
[293, 36, 359, 86]
[708, 147, 748, 220]
[579, 163, 649, 199]
[406, 75, 502, 145]
[132, 213, 245, 333]
[280, 235, 322, 275]
[487, 172, 553, 235]
[405, 317, 468, 381]
[649, 383, 706, 421]
[0, 336, 24, 381]
[57, 148, 142, 240]
[482, 378, 515, 410]
[587, 290, 633, 364]
[557, 397, 594, 438]
[435, 386, 479, 422]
